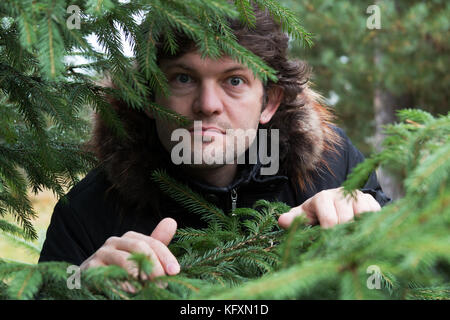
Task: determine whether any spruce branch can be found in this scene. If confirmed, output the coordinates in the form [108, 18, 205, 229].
[151, 169, 228, 226]
[0, 1, 447, 301]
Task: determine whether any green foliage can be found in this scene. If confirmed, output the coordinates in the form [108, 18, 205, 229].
[0, 1, 310, 249]
[6, 267, 43, 300]
[0, 0, 447, 301]
[284, 0, 449, 154]
[151, 170, 289, 284]
[0, 110, 449, 300]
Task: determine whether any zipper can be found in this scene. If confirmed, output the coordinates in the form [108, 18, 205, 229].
[230, 187, 238, 215]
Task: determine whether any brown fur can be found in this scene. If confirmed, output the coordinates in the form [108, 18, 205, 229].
[86, 4, 343, 211]
[86, 84, 342, 212]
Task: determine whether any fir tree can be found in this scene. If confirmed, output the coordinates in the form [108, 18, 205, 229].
[0, 0, 448, 300]
[1, 110, 449, 300]
[0, 0, 310, 256]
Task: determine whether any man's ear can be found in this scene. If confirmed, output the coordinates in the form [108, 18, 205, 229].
[259, 86, 284, 124]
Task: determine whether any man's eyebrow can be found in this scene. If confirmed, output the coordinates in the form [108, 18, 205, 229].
[223, 66, 249, 73]
[164, 63, 249, 74]
[163, 63, 196, 73]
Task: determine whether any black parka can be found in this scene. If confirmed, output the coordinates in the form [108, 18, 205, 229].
[39, 126, 390, 265]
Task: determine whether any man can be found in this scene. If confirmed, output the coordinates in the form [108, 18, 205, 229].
[39, 7, 390, 282]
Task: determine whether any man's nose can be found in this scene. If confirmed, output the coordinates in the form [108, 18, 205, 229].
[192, 81, 224, 116]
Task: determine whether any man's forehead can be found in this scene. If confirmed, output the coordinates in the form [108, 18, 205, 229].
[160, 51, 254, 76]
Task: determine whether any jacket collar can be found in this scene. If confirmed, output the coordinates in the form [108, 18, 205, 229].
[158, 137, 289, 194]
[89, 86, 341, 210]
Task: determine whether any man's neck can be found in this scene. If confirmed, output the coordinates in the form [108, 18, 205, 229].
[180, 163, 238, 188]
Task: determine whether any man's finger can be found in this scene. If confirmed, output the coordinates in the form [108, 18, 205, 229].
[100, 249, 140, 278]
[101, 245, 166, 280]
[365, 194, 382, 212]
[352, 193, 374, 215]
[146, 237, 180, 275]
[151, 218, 177, 246]
[278, 204, 315, 229]
[308, 192, 338, 229]
[334, 194, 354, 224]
[121, 230, 180, 276]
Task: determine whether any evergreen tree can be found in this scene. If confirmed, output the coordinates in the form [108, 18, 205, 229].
[0, 0, 448, 300]
[283, 0, 449, 200]
[0, 0, 310, 253]
[0, 109, 449, 300]
[284, 0, 449, 152]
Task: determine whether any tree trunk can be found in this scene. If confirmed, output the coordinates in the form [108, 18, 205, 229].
[372, 2, 405, 201]
[373, 88, 405, 201]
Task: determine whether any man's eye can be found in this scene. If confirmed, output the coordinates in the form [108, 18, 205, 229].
[228, 76, 244, 86]
[175, 74, 192, 83]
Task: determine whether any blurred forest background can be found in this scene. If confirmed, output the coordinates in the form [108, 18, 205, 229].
[1, 0, 448, 263]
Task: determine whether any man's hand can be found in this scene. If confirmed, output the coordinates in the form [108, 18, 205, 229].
[80, 218, 180, 281]
[278, 188, 381, 229]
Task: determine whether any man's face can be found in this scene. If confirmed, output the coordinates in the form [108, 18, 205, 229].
[148, 50, 281, 168]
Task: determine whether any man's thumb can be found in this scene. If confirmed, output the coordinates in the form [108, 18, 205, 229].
[151, 218, 177, 246]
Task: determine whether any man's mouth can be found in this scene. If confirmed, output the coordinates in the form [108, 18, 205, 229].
[188, 126, 225, 136]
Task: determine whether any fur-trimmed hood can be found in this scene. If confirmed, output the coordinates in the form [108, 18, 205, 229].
[87, 86, 341, 212]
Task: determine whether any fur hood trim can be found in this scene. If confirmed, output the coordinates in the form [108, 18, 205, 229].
[87, 86, 341, 210]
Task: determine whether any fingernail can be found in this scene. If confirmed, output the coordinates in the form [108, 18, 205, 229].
[167, 263, 180, 275]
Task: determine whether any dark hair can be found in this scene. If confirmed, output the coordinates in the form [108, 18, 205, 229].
[147, 4, 339, 189]
[92, 3, 341, 212]
[151, 5, 310, 108]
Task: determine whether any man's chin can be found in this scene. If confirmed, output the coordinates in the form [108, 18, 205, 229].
[187, 149, 236, 166]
